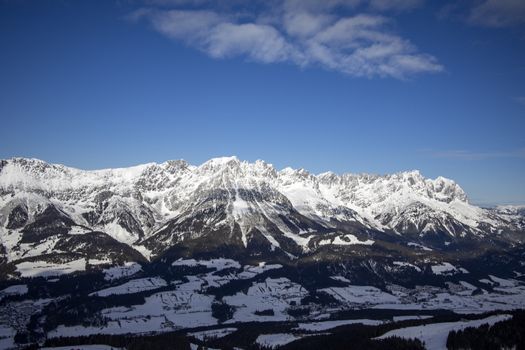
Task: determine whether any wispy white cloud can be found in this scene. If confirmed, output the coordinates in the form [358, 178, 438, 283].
[438, 0, 525, 28]
[149, 10, 222, 40]
[368, 0, 423, 12]
[279, 0, 423, 13]
[130, 0, 442, 79]
[207, 22, 300, 63]
[468, 0, 525, 27]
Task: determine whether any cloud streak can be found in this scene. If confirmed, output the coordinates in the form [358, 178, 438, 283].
[439, 0, 525, 28]
[468, 0, 525, 27]
[131, 0, 443, 79]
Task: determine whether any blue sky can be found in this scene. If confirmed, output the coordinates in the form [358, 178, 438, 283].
[0, 0, 524, 205]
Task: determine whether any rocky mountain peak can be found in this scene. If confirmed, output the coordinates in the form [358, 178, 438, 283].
[1, 156, 520, 264]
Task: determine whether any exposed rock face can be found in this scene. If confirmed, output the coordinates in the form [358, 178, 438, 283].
[0, 156, 523, 276]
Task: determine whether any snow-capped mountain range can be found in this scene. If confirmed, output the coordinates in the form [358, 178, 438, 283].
[2, 156, 525, 349]
[0, 156, 523, 276]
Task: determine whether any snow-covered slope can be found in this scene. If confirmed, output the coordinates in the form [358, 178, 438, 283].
[0, 157, 523, 272]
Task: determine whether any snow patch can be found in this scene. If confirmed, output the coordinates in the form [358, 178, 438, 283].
[172, 258, 241, 271]
[377, 314, 512, 350]
[393, 261, 422, 272]
[320, 285, 399, 305]
[295, 319, 384, 331]
[16, 259, 86, 278]
[189, 327, 237, 341]
[393, 315, 433, 322]
[91, 277, 167, 297]
[431, 262, 467, 276]
[319, 234, 374, 246]
[407, 242, 433, 251]
[103, 262, 142, 281]
[255, 333, 302, 348]
[0, 284, 28, 300]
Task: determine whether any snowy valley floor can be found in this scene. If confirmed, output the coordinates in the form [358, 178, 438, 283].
[1, 257, 525, 349]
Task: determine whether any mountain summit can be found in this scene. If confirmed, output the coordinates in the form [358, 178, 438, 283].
[0, 157, 523, 277]
[1, 157, 525, 349]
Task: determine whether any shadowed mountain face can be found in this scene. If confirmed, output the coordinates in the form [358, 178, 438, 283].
[0, 157, 524, 278]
